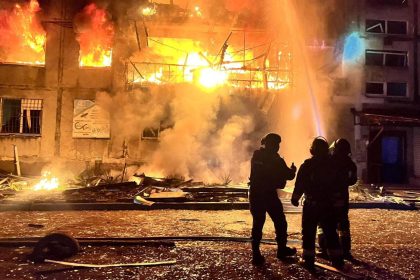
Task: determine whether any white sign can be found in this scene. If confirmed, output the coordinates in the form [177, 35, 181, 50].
[72, 100, 110, 138]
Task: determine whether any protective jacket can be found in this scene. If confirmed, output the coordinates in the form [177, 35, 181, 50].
[292, 154, 343, 265]
[331, 154, 357, 201]
[249, 148, 295, 193]
[292, 155, 335, 203]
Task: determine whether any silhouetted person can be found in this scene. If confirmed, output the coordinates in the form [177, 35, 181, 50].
[318, 139, 357, 259]
[332, 138, 358, 259]
[291, 137, 344, 269]
[249, 133, 297, 265]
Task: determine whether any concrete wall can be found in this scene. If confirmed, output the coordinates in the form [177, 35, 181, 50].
[0, 86, 56, 158]
[0, 0, 123, 175]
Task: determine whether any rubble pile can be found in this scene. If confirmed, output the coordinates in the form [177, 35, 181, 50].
[1, 172, 419, 208]
[0, 173, 248, 204]
[349, 183, 420, 208]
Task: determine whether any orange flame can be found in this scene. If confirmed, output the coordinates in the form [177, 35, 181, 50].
[33, 171, 59, 191]
[0, 0, 46, 65]
[75, 3, 114, 67]
[130, 38, 291, 90]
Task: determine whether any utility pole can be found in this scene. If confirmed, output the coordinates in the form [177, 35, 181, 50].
[54, 0, 65, 156]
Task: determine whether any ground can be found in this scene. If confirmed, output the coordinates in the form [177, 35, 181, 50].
[0, 209, 419, 279]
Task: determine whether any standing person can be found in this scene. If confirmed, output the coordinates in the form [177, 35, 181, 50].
[330, 138, 357, 259]
[291, 137, 344, 269]
[317, 139, 358, 259]
[249, 133, 297, 265]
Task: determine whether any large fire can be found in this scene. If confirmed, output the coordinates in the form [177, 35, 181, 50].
[75, 3, 114, 67]
[129, 37, 291, 90]
[0, 0, 46, 65]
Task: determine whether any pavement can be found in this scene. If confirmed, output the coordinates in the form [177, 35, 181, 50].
[0, 209, 419, 279]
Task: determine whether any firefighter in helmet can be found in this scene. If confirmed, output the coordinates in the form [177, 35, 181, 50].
[249, 133, 297, 265]
[291, 137, 344, 269]
[329, 138, 357, 259]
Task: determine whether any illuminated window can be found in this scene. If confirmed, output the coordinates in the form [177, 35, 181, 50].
[0, 98, 42, 134]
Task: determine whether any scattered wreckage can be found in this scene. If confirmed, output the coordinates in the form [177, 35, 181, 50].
[0, 172, 249, 206]
[0, 172, 419, 210]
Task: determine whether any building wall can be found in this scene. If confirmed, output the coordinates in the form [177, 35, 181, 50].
[354, 0, 420, 185]
[0, 0, 120, 175]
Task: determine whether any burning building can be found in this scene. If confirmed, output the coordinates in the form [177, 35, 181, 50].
[0, 0, 298, 184]
[1, 0, 416, 187]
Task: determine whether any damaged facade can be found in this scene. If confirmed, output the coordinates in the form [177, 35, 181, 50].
[0, 0, 295, 181]
[0, 0, 419, 187]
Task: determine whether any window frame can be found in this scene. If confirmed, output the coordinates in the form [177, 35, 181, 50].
[365, 50, 408, 67]
[141, 126, 160, 141]
[365, 81, 408, 98]
[366, 0, 408, 6]
[365, 19, 408, 35]
[0, 98, 43, 136]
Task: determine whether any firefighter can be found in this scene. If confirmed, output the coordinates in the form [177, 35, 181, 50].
[330, 138, 357, 259]
[317, 138, 357, 260]
[249, 133, 297, 265]
[291, 137, 344, 269]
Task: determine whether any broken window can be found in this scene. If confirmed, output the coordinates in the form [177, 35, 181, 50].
[142, 127, 160, 140]
[0, 98, 42, 134]
[366, 19, 407, 35]
[366, 82, 384, 95]
[387, 82, 407, 97]
[366, 19, 385, 33]
[387, 21, 407, 35]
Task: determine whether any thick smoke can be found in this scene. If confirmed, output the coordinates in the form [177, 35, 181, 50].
[96, 85, 267, 183]
[97, 0, 353, 183]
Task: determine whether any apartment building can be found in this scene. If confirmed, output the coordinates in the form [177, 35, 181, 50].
[352, 0, 420, 185]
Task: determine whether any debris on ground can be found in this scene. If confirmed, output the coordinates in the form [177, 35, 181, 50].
[349, 182, 420, 208]
[0, 172, 249, 204]
[1, 172, 419, 209]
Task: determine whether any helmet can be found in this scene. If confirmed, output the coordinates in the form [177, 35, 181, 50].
[332, 138, 351, 156]
[310, 136, 329, 156]
[261, 133, 281, 146]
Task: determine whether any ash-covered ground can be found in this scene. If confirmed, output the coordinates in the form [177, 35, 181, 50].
[0, 209, 418, 279]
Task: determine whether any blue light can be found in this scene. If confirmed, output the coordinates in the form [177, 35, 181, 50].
[343, 32, 364, 62]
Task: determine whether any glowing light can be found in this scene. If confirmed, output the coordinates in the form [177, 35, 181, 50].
[131, 38, 291, 90]
[343, 32, 364, 62]
[76, 3, 114, 67]
[198, 68, 228, 88]
[33, 171, 59, 191]
[0, 0, 46, 64]
[194, 6, 202, 17]
[142, 6, 156, 16]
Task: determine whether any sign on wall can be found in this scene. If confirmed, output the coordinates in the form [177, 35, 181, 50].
[73, 100, 110, 138]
